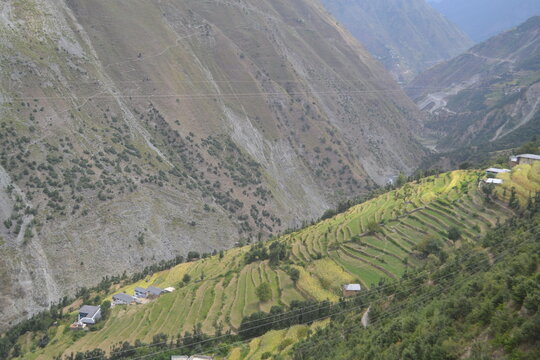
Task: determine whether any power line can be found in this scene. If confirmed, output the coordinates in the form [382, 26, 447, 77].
[291, 225, 540, 356]
[79, 222, 539, 360]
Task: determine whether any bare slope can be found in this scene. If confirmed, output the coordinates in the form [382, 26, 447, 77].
[408, 16, 540, 151]
[321, 0, 472, 82]
[0, 0, 424, 330]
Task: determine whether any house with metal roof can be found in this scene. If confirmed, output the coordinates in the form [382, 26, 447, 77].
[78, 305, 102, 325]
[112, 293, 135, 305]
[514, 154, 540, 165]
[484, 178, 503, 184]
[134, 287, 149, 298]
[342, 284, 362, 297]
[146, 286, 164, 298]
[486, 167, 510, 175]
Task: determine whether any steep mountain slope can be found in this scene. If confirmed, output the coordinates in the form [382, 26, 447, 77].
[429, 0, 540, 42]
[320, 0, 472, 83]
[408, 16, 540, 152]
[0, 0, 425, 330]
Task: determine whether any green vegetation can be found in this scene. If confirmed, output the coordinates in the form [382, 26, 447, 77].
[292, 213, 540, 360]
[255, 283, 272, 303]
[5, 168, 539, 359]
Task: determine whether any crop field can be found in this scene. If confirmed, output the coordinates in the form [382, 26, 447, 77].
[496, 163, 540, 204]
[224, 320, 329, 360]
[26, 169, 535, 359]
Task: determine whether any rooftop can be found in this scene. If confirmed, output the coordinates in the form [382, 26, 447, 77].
[486, 168, 510, 173]
[79, 305, 100, 317]
[147, 286, 163, 295]
[485, 178, 503, 184]
[113, 293, 135, 302]
[343, 284, 361, 291]
[517, 154, 540, 160]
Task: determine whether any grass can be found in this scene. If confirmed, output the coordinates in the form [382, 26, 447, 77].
[219, 320, 329, 360]
[26, 169, 537, 359]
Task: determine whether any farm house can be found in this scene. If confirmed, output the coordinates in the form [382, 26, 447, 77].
[342, 284, 362, 297]
[112, 293, 136, 305]
[77, 305, 101, 325]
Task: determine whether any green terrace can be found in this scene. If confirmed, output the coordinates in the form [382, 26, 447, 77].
[19, 167, 540, 359]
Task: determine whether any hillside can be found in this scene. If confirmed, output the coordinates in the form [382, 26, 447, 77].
[429, 0, 540, 42]
[291, 212, 540, 360]
[0, 0, 426, 330]
[407, 16, 540, 152]
[320, 0, 472, 82]
[6, 166, 538, 359]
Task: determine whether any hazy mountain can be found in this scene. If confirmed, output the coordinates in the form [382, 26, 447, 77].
[321, 0, 472, 82]
[429, 0, 540, 42]
[408, 16, 540, 152]
[0, 0, 425, 329]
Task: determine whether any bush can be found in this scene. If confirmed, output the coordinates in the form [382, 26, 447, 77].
[447, 226, 461, 240]
[366, 221, 382, 234]
[256, 282, 272, 302]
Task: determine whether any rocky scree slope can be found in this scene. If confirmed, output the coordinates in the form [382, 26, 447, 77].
[321, 0, 472, 83]
[407, 15, 540, 152]
[0, 0, 424, 330]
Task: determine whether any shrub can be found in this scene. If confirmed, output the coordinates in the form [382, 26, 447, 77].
[447, 226, 461, 240]
[256, 282, 272, 302]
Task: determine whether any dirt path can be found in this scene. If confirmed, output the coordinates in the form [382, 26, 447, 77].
[361, 307, 370, 328]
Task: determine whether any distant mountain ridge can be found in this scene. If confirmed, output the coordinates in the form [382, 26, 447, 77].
[321, 0, 472, 82]
[408, 15, 540, 152]
[429, 0, 540, 42]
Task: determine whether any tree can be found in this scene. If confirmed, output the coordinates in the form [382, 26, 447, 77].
[288, 268, 300, 284]
[366, 221, 382, 234]
[256, 282, 272, 302]
[100, 300, 111, 321]
[509, 187, 520, 209]
[396, 173, 407, 187]
[447, 226, 461, 241]
[183, 273, 191, 284]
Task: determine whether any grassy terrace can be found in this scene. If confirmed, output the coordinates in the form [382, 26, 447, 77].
[25, 168, 537, 359]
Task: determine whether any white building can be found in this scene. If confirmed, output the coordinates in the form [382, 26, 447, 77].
[342, 284, 362, 296]
[78, 305, 101, 325]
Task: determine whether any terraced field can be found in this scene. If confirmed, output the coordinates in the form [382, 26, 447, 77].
[225, 320, 328, 360]
[27, 169, 533, 359]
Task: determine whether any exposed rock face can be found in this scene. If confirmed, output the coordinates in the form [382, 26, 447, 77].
[408, 16, 540, 152]
[320, 0, 472, 83]
[0, 0, 424, 330]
